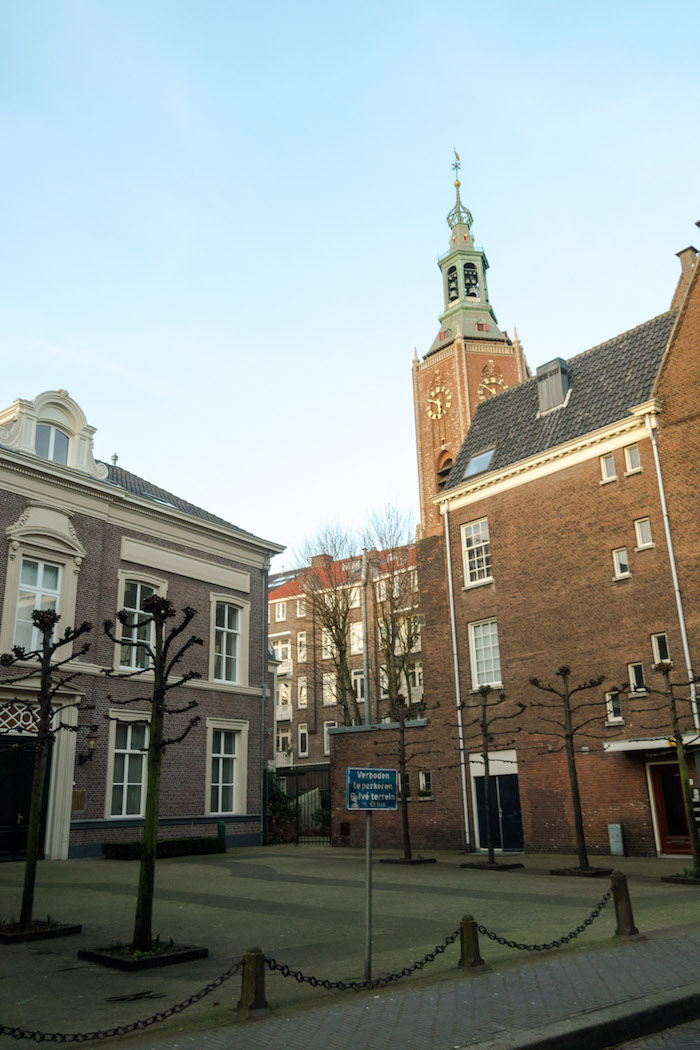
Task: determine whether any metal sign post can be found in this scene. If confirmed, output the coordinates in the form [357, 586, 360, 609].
[346, 767, 398, 983]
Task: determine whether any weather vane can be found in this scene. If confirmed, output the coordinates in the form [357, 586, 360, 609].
[452, 148, 461, 182]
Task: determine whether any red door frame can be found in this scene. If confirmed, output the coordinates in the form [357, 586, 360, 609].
[650, 762, 690, 855]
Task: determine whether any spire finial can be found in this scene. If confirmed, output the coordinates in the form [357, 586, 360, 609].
[446, 150, 473, 232]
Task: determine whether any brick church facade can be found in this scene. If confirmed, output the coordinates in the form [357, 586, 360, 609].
[331, 171, 700, 858]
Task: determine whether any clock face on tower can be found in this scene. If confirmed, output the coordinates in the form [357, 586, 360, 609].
[477, 374, 507, 401]
[427, 384, 452, 420]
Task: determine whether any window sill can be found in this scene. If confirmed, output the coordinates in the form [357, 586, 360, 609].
[612, 572, 631, 582]
[634, 544, 655, 553]
[605, 718, 625, 727]
[624, 468, 643, 477]
[629, 689, 647, 698]
[470, 683, 503, 693]
[600, 477, 618, 486]
[462, 577, 494, 592]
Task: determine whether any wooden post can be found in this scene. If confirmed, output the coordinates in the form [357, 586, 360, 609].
[611, 871, 639, 936]
[458, 914, 485, 968]
[237, 947, 268, 1015]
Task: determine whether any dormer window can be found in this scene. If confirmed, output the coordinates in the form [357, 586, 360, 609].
[464, 449, 495, 478]
[35, 424, 69, 465]
[464, 263, 479, 299]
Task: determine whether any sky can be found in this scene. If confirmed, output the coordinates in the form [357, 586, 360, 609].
[2, 1, 699, 572]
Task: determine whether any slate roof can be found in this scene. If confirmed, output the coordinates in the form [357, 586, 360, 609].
[101, 462, 253, 534]
[446, 311, 677, 490]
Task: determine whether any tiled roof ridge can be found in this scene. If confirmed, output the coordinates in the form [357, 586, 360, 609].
[99, 460, 249, 534]
[566, 310, 677, 364]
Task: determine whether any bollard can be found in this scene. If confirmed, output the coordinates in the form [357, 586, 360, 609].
[458, 914, 485, 968]
[237, 947, 268, 1015]
[611, 870, 639, 937]
[217, 820, 227, 852]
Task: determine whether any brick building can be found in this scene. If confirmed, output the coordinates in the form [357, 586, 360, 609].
[0, 389, 283, 858]
[332, 174, 700, 858]
[268, 547, 423, 774]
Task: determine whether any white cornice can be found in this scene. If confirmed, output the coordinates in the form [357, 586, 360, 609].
[0, 450, 284, 567]
[435, 412, 653, 512]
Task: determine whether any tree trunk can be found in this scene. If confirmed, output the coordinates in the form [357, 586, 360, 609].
[133, 648, 165, 952]
[19, 638, 53, 929]
[398, 706, 412, 861]
[562, 679, 589, 870]
[481, 717, 496, 866]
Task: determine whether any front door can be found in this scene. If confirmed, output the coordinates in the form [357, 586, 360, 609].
[651, 762, 690, 855]
[474, 773, 524, 851]
[0, 739, 49, 860]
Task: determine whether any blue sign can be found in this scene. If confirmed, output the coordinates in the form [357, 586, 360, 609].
[346, 767, 398, 810]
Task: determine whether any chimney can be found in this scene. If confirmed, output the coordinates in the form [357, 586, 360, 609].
[536, 358, 569, 414]
[670, 241, 698, 310]
[311, 553, 333, 568]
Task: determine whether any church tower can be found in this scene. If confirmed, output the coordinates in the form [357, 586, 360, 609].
[413, 157, 528, 535]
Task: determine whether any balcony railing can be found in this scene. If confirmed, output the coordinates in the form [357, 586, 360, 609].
[277, 658, 293, 677]
[276, 702, 293, 722]
[275, 749, 294, 768]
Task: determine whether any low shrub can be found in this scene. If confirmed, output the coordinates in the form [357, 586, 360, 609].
[101, 836, 226, 860]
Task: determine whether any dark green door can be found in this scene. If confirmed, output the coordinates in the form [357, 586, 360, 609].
[475, 773, 524, 851]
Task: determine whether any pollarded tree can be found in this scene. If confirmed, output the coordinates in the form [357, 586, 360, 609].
[628, 662, 700, 876]
[103, 596, 202, 952]
[0, 610, 92, 929]
[460, 686, 524, 866]
[364, 505, 421, 723]
[528, 666, 606, 871]
[297, 525, 363, 726]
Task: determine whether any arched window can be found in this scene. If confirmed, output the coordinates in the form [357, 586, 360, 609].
[436, 450, 454, 490]
[464, 263, 479, 299]
[35, 424, 70, 464]
[447, 266, 459, 302]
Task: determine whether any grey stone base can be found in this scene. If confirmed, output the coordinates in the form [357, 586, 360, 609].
[0, 922, 82, 944]
[78, 944, 208, 971]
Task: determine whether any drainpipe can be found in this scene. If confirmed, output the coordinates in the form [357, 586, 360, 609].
[361, 549, 371, 725]
[645, 412, 699, 729]
[443, 500, 471, 847]
[261, 566, 269, 844]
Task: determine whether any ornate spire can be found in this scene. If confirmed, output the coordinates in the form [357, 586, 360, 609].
[446, 149, 473, 231]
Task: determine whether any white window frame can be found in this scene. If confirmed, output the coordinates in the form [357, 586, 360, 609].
[212, 601, 240, 683]
[628, 662, 646, 693]
[612, 547, 630, 580]
[297, 676, 308, 708]
[349, 586, 360, 609]
[14, 557, 62, 651]
[634, 518, 653, 550]
[105, 709, 150, 819]
[380, 666, 389, 699]
[323, 720, 337, 756]
[605, 690, 624, 725]
[624, 444, 642, 474]
[1, 504, 86, 657]
[207, 593, 250, 687]
[600, 453, 616, 482]
[297, 722, 309, 757]
[468, 618, 502, 689]
[322, 672, 337, 706]
[276, 724, 291, 754]
[35, 423, 70, 465]
[321, 628, 334, 660]
[297, 631, 307, 663]
[296, 597, 306, 617]
[205, 718, 248, 816]
[113, 570, 167, 671]
[275, 601, 286, 622]
[350, 622, 363, 655]
[271, 636, 291, 662]
[651, 633, 670, 664]
[418, 771, 433, 797]
[461, 518, 492, 587]
[351, 668, 365, 702]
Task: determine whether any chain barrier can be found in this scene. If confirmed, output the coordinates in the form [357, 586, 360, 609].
[265, 927, 460, 991]
[0, 884, 616, 1041]
[0, 958, 242, 1043]
[475, 885, 613, 952]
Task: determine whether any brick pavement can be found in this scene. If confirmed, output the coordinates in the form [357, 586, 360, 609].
[3, 847, 700, 1049]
